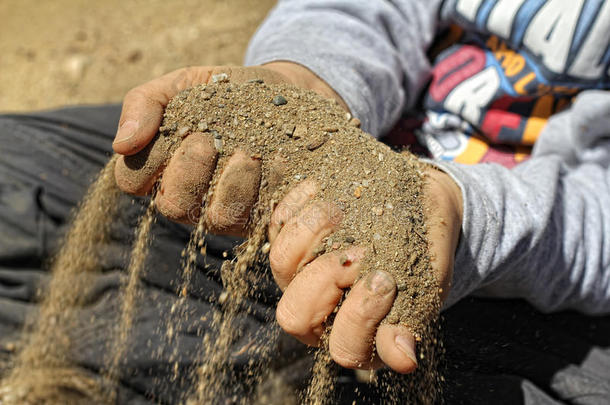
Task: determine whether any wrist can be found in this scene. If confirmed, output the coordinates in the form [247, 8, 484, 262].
[261, 61, 350, 112]
[423, 167, 463, 302]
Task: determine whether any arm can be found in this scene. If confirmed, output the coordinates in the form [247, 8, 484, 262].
[436, 90, 610, 314]
[245, 0, 443, 137]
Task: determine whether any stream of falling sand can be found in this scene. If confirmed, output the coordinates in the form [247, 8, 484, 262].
[104, 193, 157, 401]
[188, 220, 271, 403]
[0, 157, 120, 404]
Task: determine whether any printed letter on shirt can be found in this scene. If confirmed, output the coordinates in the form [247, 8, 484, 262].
[444, 66, 501, 124]
[568, 1, 610, 79]
[456, 0, 485, 22]
[523, 0, 584, 74]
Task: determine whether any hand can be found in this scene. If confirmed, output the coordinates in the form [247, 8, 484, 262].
[268, 167, 462, 373]
[112, 63, 347, 235]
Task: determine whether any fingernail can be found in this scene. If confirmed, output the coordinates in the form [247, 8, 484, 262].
[114, 119, 138, 144]
[365, 270, 394, 295]
[395, 335, 418, 365]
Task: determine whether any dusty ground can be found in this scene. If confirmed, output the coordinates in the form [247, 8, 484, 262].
[0, 0, 276, 112]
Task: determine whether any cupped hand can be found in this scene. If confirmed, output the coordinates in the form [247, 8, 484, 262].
[112, 63, 347, 235]
[268, 168, 462, 374]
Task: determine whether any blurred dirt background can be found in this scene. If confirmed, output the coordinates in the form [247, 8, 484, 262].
[0, 0, 276, 112]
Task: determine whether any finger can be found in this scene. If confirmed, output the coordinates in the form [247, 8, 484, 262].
[112, 67, 211, 155]
[276, 248, 364, 346]
[114, 133, 175, 195]
[206, 150, 261, 235]
[268, 180, 318, 243]
[329, 270, 396, 369]
[269, 201, 342, 290]
[155, 132, 218, 223]
[375, 324, 418, 374]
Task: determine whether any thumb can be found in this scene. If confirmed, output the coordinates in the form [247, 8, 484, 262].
[112, 67, 212, 155]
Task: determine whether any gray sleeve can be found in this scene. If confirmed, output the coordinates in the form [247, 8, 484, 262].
[435, 91, 610, 314]
[244, 0, 442, 137]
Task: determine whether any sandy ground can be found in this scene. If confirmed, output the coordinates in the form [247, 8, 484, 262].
[0, 0, 276, 112]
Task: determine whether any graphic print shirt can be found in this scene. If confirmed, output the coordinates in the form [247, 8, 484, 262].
[418, 0, 610, 167]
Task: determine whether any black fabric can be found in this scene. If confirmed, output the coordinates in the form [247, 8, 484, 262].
[0, 105, 608, 404]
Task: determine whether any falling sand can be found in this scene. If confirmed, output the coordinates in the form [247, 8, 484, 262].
[0, 79, 444, 404]
[0, 156, 120, 404]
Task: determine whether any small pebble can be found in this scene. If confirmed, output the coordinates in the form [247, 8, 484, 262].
[373, 233, 382, 241]
[264, 121, 273, 129]
[272, 95, 287, 106]
[323, 126, 338, 133]
[293, 125, 306, 140]
[211, 73, 229, 83]
[372, 206, 383, 216]
[313, 245, 326, 256]
[397, 282, 407, 292]
[197, 120, 209, 132]
[247, 78, 265, 84]
[306, 133, 328, 151]
[345, 236, 355, 244]
[349, 117, 361, 127]
[212, 130, 222, 139]
[339, 255, 349, 266]
[283, 124, 296, 137]
[177, 126, 190, 138]
[353, 186, 363, 198]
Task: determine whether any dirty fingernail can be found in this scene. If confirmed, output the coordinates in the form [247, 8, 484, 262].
[365, 270, 394, 295]
[114, 119, 138, 144]
[395, 334, 418, 365]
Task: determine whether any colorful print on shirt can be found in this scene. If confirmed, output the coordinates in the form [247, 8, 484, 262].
[417, 0, 610, 167]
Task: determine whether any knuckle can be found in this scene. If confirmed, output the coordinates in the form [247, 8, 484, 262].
[343, 305, 374, 332]
[276, 301, 307, 338]
[329, 340, 369, 369]
[206, 204, 229, 230]
[155, 195, 188, 222]
[268, 241, 293, 282]
[123, 86, 147, 105]
[271, 201, 298, 227]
